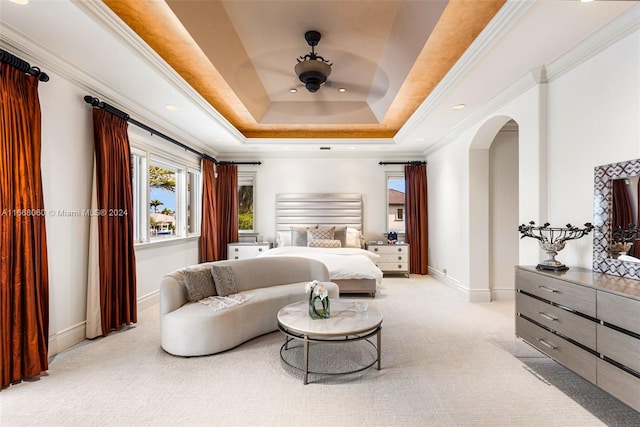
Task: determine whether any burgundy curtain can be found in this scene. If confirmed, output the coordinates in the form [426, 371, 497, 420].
[215, 164, 238, 260]
[0, 63, 50, 387]
[199, 158, 218, 262]
[612, 179, 633, 230]
[91, 109, 137, 336]
[404, 164, 428, 274]
[634, 179, 640, 258]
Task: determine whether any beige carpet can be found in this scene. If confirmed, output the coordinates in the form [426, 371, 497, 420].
[1, 276, 639, 426]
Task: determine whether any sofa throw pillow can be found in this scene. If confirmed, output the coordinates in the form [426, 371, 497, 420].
[182, 267, 217, 302]
[291, 225, 317, 246]
[211, 265, 238, 297]
[307, 226, 334, 241]
[308, 239, 341, 248]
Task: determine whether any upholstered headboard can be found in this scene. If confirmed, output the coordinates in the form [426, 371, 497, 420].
[275, 193, 363, 234]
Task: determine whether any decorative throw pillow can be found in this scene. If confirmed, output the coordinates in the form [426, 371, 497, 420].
[308, 239, 341, 248]
[291, 225, 317, 246]
[307, 226, 335, 241]
[333, 226, 347, 248]
[211, 265, 239, 297]
[182, 267, 217, 302]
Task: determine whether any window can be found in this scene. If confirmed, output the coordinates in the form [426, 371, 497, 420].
[186, 170, 201, 235]
[386, 173, 405, 234]
[238, 172, 256, 233]
[130, 144, 201, 244]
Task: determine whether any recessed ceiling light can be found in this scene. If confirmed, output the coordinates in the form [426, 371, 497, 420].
[165, 104, 178, 111]
[580, 0, 594, 3]
[9, 0, 29, 4]
[289, 88, 297, 93]
[349, 146, 356, 150]
[416, 137, 425, 142]
[338, 88, 347, 93]
[452, 104, 466, 110]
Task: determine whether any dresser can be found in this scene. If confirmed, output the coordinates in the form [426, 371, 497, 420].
[515, 266, 640, 412]
[227, 242, 272, 260]
[366, 243, 409, 277]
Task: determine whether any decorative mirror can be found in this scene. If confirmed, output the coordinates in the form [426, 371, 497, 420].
[593, 158, 640, 280]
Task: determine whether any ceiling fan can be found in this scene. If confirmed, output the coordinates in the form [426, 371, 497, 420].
[294, 30, 332, 93]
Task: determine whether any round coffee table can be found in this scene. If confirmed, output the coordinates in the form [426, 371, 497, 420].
[277, 299, 382, 384]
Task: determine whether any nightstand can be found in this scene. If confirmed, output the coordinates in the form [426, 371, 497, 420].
[365, 243, 410, 277]
[227, 242, 272, 260]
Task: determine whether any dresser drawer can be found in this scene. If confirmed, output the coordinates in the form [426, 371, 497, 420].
[597, 324, 640, 373]
[597, 291, 640, 335]
[516, 292, 596, 348]
[516, 269, 596, 317]
[369, 245, 408, 255]
[377, 262, 408, 272]
[516, 316, 597, 383]
[597, 359, 640, 412]
[378, 253, 408, 263]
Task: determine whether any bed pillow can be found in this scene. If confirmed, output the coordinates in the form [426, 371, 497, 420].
[211, 265, 238, 297]
[308, 239, 341, 248]
[333, 226, 347, 248]
[307, 226, 335, 242]
[346, 227, 363, 248]
[182, 267, 217, 302]
[277, 231, 291, 247]
[291, 225, 317, 246]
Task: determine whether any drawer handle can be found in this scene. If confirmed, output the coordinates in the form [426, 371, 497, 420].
[397, 265, 402, 269]
[374, 248, 379, 252]
[537, 338, 558, 350]
[397, 248, 402, 252]
[397, 256, 403, 260]
[538, 312, 558, 322]
[536, 285, 558, 293]
[258, 248, 263, 252]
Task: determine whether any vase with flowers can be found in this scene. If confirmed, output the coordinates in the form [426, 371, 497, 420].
[305, 280, 330, 319]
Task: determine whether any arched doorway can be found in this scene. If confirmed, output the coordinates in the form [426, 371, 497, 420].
[469, 116, 519, 301]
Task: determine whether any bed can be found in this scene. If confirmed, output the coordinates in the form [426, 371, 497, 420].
[257, 193, 382, 296]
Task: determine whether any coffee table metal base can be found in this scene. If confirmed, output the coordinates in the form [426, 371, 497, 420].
[278, 324, 382, 385]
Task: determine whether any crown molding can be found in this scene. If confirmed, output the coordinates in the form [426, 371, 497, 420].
[0, 24, 220, 158]
[395, 0, 535, 143]
[422, 2, 639, 157]
[545, 3, 640, 81]
[74, 1, 246, 144]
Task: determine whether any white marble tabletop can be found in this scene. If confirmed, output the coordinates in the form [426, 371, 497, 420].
[277, 299, 383, 337]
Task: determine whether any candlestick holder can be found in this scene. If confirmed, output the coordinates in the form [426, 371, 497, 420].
[518, 221, 593, 271]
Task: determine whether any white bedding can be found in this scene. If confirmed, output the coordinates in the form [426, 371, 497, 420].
[257, 247, 383, 285]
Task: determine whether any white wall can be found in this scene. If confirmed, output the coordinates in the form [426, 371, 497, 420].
[28, 66, 201, 355]
[546, 29, 640, 268]
[237, 156, 421, 244]
[489, 127, 519, 299]
[427, 27, 640, 301]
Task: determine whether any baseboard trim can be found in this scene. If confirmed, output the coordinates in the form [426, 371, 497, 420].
[428, 267, 493, 302]
[491, 288, 515, 301]
[48, 290, 160, 357]
[138, 289, 159, 312]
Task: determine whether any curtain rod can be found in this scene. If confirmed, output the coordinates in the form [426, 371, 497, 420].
[83, 95, 261, 166]
[0, 48, 50, 82]
[379, 161, 426, 165]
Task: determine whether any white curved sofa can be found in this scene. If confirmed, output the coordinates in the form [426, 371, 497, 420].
[160, 256, 339, 357]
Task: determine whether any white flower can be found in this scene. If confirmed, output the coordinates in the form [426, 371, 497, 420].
[313, 282, 328, 299]
[305, 280, 319, 294]
[305, 280, 328, 299]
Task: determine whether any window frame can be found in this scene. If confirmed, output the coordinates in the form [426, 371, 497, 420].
[129, 138, 201, 247]
[238, 171, 257, 234]
[385, 171, 406, 236]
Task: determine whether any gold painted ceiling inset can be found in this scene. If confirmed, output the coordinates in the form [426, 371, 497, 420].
[104, 0, 505, 139]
